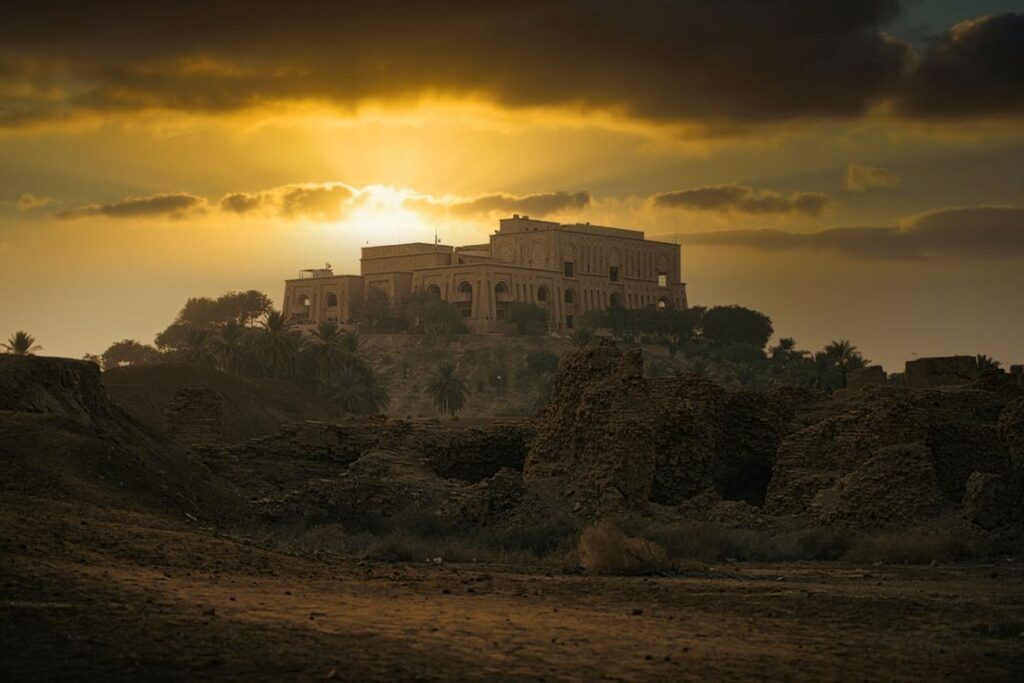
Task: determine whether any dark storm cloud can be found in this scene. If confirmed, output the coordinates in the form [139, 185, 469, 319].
[896, 13, 1024, 118]
[652, 185, 832, 216]
[0, 0, 919, 128]
[55, 192, 206, 220]
[673, 206, 1024, 259]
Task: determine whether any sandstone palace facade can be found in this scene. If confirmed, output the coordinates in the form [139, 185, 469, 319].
[282, 215, 688, 333]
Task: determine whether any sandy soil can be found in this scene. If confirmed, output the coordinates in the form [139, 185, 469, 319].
[2, 493, 1022, 682]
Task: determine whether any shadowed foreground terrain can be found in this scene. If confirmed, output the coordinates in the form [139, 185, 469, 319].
[2, 350, 1023, 681]
[3, 495, 1022, 682]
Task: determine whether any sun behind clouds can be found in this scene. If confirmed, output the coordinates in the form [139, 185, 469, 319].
[340, 185, 432, 247]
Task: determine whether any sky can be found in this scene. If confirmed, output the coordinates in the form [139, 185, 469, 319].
[1, 0, 1022, 370]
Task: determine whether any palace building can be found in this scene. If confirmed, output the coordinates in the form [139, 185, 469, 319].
[282, 215, 688, 333]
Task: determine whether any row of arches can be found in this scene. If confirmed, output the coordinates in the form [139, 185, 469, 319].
[431, 281, 670, 308]
[297, 292, 339, 308]
[443, 281, 557, 303]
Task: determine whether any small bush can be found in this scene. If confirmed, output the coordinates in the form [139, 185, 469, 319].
[354, 531, 540, 565]
[294, 524, 348, 555]
[578, 521, 668, 575]
[637, 521, 848, 562]
[476, 517, 580, 558]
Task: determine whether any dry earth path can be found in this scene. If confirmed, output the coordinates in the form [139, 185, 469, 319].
[2, 494, 1022, 682]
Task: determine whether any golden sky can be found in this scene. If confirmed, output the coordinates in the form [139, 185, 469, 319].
[1, 1, 1023, 368]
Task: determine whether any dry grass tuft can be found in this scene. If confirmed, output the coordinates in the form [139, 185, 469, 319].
[578, 520, 668, 575]
[843, 529, 984, 565]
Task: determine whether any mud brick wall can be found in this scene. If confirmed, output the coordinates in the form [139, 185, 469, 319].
[905, 356, 978, 389]
[165, 388, 223, 447]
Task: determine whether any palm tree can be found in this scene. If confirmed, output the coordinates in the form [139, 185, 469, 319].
[976, 354, 1001, 370]
[302, 321, 349, 375]
[798, 352, 844, 394]
[3, 331, 42, 355]
[212, 320, 249, 375]
[427, 361, 469, 417]
[323, 367, 390, 415]
[825, 339, 867, 370]
[568, 328, 596, 348]
[339, 330, 362, 355]
[824, 339, 867, 387]
[181, 328, 215, 366]
[253, 311, 299, 378]
[301, 321, 370, 380]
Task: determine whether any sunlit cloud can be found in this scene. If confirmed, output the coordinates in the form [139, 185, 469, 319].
[409, 190, 591, 218]
[2, 193, 52, 211]
[844, 164, 902, 193]
[652, 184, 833, 216]
[219, 182, 356, 221]
[55, 192, 208, 220]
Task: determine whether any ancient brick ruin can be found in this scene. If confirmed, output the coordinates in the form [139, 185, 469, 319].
[165, 388, 224, 448]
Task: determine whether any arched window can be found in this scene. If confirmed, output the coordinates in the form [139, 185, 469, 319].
[494, 282, 511, 320]
[609, 292, 620, 308]
[325, 292, 339, 307]
[426, 283, 441, 298]
[456, 281, 473, 319]
[298, 295, 311, 307]
[564, 288, 575, 304]
[658, 297, 669, 310]
[537, 286, 549, 303]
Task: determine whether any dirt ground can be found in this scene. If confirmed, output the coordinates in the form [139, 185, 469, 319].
[2, 493, 1022, 682]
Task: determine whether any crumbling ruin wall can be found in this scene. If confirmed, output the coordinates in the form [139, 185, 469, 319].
[645, 376, 726, 505]
[905, 356, 978, 389]
[916, 380, 1014, 502]
[765, 386, 932, 520]
[524, 341, 655, 516]
[814, 443, 950, 529]
[997, 397, 1024, 522]
[165, 388, 223, 448]
[0, 355, 114, 426]
[524, 343, 822, 516]
[847, 365, 887, 390]
[765, 374, 1022, 529]
[395, 421, 534, 482]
